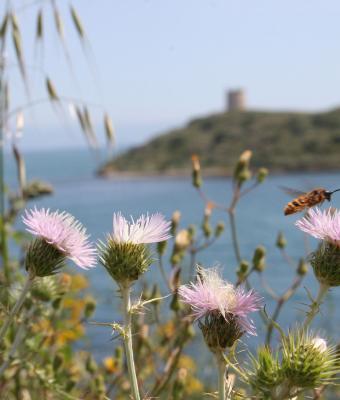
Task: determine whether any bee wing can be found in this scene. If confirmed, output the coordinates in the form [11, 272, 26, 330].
[279, 186, 307, 198]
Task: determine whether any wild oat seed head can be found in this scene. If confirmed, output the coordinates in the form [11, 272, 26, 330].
[23, 207, 96, 270]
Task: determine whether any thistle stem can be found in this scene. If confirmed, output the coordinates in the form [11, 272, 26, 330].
[303, 283, 329, 329]
[121, 285, 141, 400]
[0, 274, 34, 344]
[216, 351, 227, 400]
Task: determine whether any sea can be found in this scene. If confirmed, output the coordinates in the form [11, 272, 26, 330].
[4, 147, 340, 384]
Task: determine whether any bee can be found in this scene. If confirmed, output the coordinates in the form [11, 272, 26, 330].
[283, 187, 340, 215]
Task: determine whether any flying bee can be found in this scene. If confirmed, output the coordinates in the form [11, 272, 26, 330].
[283, 187, 340, 215]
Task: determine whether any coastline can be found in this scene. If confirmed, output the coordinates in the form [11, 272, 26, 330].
[97, 167, 340, 180]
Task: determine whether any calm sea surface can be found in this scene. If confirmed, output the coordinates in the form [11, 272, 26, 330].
[4, 148, 340, 382]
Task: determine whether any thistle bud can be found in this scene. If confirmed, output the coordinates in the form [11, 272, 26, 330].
[233, 150, 252, 186]
[276, 231, 287, 249]
[199, 313, 244, 351]
[297, 258, 308, 276]
[281, 330, 339, 389]
[309, 243, 340, 286]
[202, 210, 212, 238]
[31, 276, 59, 302]
[214, 221, 225, 237]
[252, 246, 266, 272]
[100, 212, 171, 285]
[191, 154, 202, 188]
[248, 346, 283, 397]
[99, 241, 152, 284]
[256, 167, 269, 183]
[237, 260, 249, 281]
[174, 229, 191, 251]
[26, 238, 65, 277]
[171, 210, 181, 235]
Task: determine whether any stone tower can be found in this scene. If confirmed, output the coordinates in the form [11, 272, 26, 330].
[227, 89, 245, 111]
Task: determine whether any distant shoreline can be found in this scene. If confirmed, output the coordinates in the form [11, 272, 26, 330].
[97, 167, 340, 180]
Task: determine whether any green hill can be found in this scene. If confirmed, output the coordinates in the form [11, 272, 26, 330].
[98, 108, 340, 176]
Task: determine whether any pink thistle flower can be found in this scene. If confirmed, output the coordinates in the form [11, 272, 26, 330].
[295, 207, 340, 247]
[23, 208, 96, 269]
[111, 212, 171, 244]
[178, 266, 262, 336]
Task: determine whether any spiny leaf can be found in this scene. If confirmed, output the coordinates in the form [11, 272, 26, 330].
[70, 6, 85, 38]
[36, 9, 43, 41]
[46, 77, 59, 101]
[104, 113, 115, 146]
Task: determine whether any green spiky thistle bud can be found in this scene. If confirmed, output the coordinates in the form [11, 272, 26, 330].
[99, 240, 152, 285]
[310, 242, 340, 286]
[248, 346, 283, 398]
[191, 154, 202, 188]
[99, 212, 171, 285]
[26, 238, 65, 277]
[233, 150, 252, 186]
[170, 210, 181, 235]
[31, 275, 59, 302]
[252, 245, 266, 272]
[281, 329, 339, 390]
[237, 260, 249, 282]
[276, 231, 287, 249]
[256, 167, 269, 183]
[297, 258, 308, 276]
[202, 206, 212, 238]
[214, 221, 225, 237]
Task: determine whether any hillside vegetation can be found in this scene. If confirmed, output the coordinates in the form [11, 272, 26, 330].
[98, 109, 340, 176]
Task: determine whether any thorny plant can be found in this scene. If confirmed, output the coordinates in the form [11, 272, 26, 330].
[0, 2, 340, 400]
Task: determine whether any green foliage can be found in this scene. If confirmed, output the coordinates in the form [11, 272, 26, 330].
[99, 109, 340, 175]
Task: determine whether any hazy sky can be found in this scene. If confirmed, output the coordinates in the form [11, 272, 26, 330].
[5, 0, 340, 150]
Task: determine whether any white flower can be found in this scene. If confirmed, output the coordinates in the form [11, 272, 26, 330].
[111, 212, 171, 244]
[311, 337, 327, 353]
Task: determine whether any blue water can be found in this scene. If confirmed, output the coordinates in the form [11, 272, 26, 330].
[4, 148, 340, 381]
